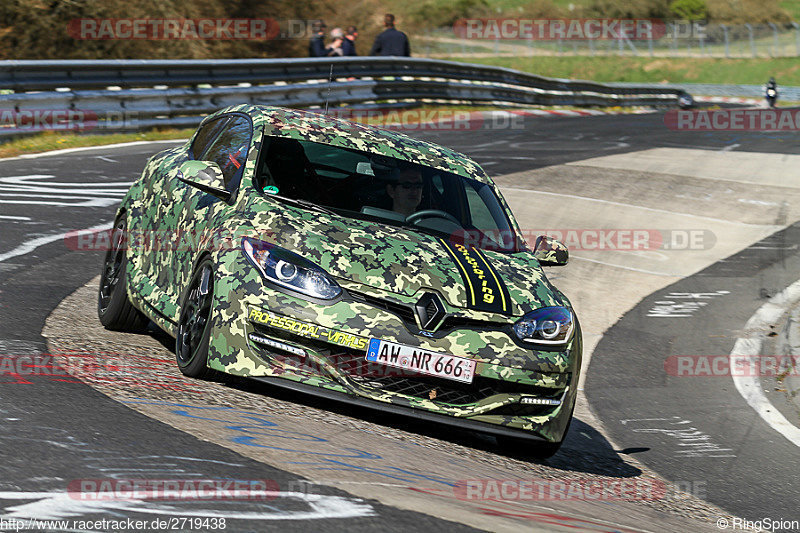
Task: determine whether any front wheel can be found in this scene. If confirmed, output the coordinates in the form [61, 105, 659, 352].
[175, 259, 217, 379]
[98, 217, 148, 331]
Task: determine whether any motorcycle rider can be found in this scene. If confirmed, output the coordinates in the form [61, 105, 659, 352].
[765, 77, 778, 108]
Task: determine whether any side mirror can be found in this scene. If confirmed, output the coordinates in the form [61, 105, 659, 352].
[533, 235, 568, 266]
[178, 160, 230, 201]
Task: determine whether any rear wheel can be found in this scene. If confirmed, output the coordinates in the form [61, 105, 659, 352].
[98, 217, 148, 331]
[175, 259, 217, 379]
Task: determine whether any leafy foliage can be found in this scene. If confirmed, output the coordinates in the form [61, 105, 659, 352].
[669, 0, 707, 20]
[0, 0, 388, 59]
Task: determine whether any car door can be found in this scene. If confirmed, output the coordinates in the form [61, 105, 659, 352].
[135, 116, 231, 316]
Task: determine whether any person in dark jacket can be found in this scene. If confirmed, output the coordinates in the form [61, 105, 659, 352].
[308, 20, 327, 57]
[343, 26, 358, 56]
[369, 14, 410, 56]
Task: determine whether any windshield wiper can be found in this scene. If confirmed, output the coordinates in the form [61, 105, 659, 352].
[266, 194, 338, 216]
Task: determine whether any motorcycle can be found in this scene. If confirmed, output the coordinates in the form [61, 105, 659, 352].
[678, 92, 695, 109]
[766, 87, 777, 108]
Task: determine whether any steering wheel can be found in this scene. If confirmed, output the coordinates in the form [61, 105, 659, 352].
[405, 209, 461, 226]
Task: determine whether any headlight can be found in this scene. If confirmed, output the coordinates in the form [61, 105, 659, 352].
[241, 237, 341, 300]
[513, 307, 574, 345]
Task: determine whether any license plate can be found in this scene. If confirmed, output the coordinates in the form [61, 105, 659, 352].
[366, 339, 476, 384]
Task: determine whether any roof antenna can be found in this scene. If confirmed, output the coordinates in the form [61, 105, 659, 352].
[324, 63, 333, 115]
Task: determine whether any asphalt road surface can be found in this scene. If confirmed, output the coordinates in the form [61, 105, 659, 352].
[2, 111, 799, 531]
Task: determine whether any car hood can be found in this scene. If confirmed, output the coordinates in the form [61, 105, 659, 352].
[245, 201, 565, 316]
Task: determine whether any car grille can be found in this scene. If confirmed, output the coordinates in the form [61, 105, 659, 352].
[250, 316, 566, 411]
[334, 352, 564, 406]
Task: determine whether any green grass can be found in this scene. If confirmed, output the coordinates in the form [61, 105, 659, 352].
[0, 128, 193, 159]
[779, 1, 800, 21]
[482, 0, 587, 12]
[448, 55, 800, 85]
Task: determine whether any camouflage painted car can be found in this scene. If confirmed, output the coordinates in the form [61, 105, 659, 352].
[98, 104, 581, 457]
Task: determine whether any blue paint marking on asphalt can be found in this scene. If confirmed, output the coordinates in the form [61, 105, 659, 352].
[230, 436, 381, 459]
[284, 459, 455, 486]
[122, 399, 458, 483]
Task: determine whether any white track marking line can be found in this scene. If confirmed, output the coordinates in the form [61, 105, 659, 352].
[0, 139, 187, 163]
[0, 215, 31, 221]
[720, 143, 741, 152]
[0, 141, 176, 262]
[0, 490, 375, 521]
[499, 187, 776, 226]
[730, 279, 800, 447]
[0, 223, 112, 263]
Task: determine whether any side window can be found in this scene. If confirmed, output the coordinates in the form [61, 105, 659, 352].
[202, 116, 252, 190]
[431, 174, 445, 195]
[465, 185, 496, 230]
[190, 117, 229, 160]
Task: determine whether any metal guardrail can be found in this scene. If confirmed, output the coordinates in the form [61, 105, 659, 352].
[609, 82, 800, 101]
[0, 57, 683, 138]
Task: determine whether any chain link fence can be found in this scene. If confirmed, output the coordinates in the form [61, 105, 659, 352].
[417, 22, 800, 59]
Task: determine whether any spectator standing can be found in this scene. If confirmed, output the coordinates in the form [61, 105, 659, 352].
[308, 20, 327, 57]
[326, 27, 345, 56]
[343, 26, 358, 56]
[369, 14, 410, 56]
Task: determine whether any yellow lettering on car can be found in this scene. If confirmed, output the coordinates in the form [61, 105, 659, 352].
[248, 308, 362, 347]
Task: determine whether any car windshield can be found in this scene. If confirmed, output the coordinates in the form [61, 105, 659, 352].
[256, 136, 524, 253]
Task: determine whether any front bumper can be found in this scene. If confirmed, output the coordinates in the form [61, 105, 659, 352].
[205, 254, 581, 442]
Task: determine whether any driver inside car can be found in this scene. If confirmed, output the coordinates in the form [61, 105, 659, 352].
[386, 166, 424, 217]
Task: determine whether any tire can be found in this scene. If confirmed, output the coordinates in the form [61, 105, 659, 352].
[175, 259, 218, 379]
[98, 217, 149, 331]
